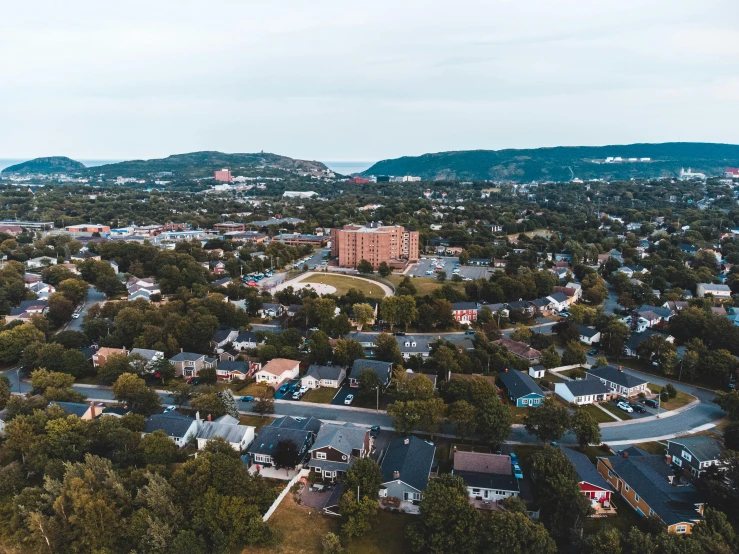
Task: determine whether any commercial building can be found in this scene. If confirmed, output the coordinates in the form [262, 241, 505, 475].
[214, 222, 245, 233]
[214, 168, 232, 182]
[330, 223, 419, 269]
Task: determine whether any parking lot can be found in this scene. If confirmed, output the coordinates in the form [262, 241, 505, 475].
[274, 378, 301, 400]
[331, 384, 358, 406]
[407, 257, 492, 280]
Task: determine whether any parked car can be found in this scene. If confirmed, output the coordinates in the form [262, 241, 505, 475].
[394, 331, 406, 336]
[279, 384, 290, 393]
[72, 312, 81, 319]
[240, 396, 254, 402]
[558, 311, 570, 318]
[163, 406, 176, 413]
[587, 349, 598, 356]
[186, 377, 200, 385]
[292, 391, 303, 400]
[512, 464, 524, 479]
[465, 329, 476, 335]
[617, 401, 634, 413]
[299, 386, 309, 394]
[644, 398, 659, 409]
[630, 403, 646, 413]
[344, 394, 354, 405]
[370, 425, 380, 438]
[509, 453, 518, 464]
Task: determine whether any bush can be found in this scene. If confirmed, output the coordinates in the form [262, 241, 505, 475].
[638, 392, 646, 399]
[660, 391, 670, 402]
[665, 383, 677, 399]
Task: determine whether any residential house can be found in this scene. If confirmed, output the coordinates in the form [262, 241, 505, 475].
[678, 243, 699, 256]
[216, 360, 259, 381]
[349, 359, 392, 388]
[486, 303, 510, 319]
[212, 327, 239, 351]
[144, 412, 199, 447]
[301, 364, 347, 389]
[397, 335, 432, 359]
[587, 365, 649, 397]
[667, 436, 726, 478]
[505, 300, 536, 317]
[4, 300, 48, 323]
[404, 370, 438, 389]
[53, 401, 110, 420]
[129, 348, 164, 371]
[308, 423, 371, 481]
[624, 329, 675, 358]
[528, 365, 546, 379]
[195, 414, 255, 451]
[258, 303, 284, 318]
[451, 301, 480, 323]
[169, 352, 217, 378]
[577, 325, 601, 345]
[547, 292, 571, 312]
[636, 305, 674, 328]
[555, 379, 610, 405]
[696, 283, 732, 299]
[468, 258, 490, 266]
[565, 282, 583, 301]
[493, 338, 542, 364]
[287, 304, 303, 317]
[498, 369, 545, 407]
[212, 276, 232, 288]
[530, 297, 554, 315]
[247, 425, 314, 468]
[92, 347, 129, 368]
[126, 277, 160, 302]
[452, 451, 520, 504]
[379, 436, 436, 507]
[560, 447, 616, 516]
[598, 447, 704, 533]
[27, 281, 55, 300]
[255, 358, 300, 387]
[663, 300, 688, 312]
[233, 330, 259, 350]
[26, 256, 57, 269]
[493, 259, 507, 268]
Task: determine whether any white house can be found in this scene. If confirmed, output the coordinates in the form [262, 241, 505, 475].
[577, 325, 601, 346]
[696, 283, 732, 299]
[301, 364, 347, 389]
[528, 365, 546, 379]
[451, 452, 519, 503]
[555, 379, 610, 405]
[26, 256, 57, 269]
[255, 358, 300, 386]
[547, 292, 571, 312]
[144, 412, 198, 447]
[195, 414, 255, 451]
[129, 348, 164, 371]
[232, 331, 259, 350]
[587, 365, 649, 397]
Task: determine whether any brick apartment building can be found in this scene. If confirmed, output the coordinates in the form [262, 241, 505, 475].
[214, 168, 232, 182]
[214, 222, 245, 232]
[330, 223, 419, 269]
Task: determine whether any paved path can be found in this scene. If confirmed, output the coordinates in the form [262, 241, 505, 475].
[63, 286, 105, 332]
[275, 271, 394, 297]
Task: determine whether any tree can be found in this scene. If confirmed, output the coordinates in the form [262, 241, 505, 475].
[97, 352, 137, 384]
[357, 368, 382, 402]
[356, 260, 373, 274]
[458, 250, 470, 266]
[339, 492, 377, 538]
[395, 296, 418, 332]
[602, 320, 630, 358]
[561, 340, 587, 365]
[406, 474, 480, 554]
[0, 323, 45, 364]
[477, 398, 513, 447]
[586, 527, 623, 554]
[253, 387, 275, 417]
[478, 511, 556, 554]
[510, 324, 533, 344]
[151, 356, 175, 385]
[342, 457, 383, 500]
[273, 439, 299, 473]
[540, 345, 562, 369]
[716, 391, 739, 420]
[221, 389, 240, 419]
[571, 407, 602, 447]
[374, 333, 402, 364]
[352, 303, 375, 330]
[112, 373, 162, 416]
[170, 381, 194, 408]
[308, 330, 332, 365]
[449, 400, 477, 437]
[333, 339, 364, 367]
[523, 397, 571, 443]
[322, 532, 344, 554]
[198, 366, 218, 385]
[377, 262, 392, 277]
[47, 292, 76, 325]
[393, 370, 435, 401]
[141, 429, 180, 465]
[190, 393, 227, 420]
[380, 296, 399, 330]
[436, 272, 446, 283]
[0, 376, 10, 411]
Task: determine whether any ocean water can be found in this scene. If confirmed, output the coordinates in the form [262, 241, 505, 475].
[322, 161, 374, 175]
[0, 159, 121, 171]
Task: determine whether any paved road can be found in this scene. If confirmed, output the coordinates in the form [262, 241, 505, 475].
[65, 287, 105, 332]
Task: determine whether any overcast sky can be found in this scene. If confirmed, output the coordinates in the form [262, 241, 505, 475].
[1, 0, 738, 163]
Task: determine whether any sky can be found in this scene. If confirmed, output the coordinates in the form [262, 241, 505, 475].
[1, 0, 738, 164]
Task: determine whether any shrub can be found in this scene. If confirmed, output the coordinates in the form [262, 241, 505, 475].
[665, 383, 677, 399]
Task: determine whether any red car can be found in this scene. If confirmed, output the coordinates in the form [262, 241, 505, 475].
[246, 281, 258, 287]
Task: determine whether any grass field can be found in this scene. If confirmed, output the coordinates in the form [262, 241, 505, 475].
[386, 275, 465, 296]
[647, 383, 696, 410]
[632, 441, 666, 455]
[543, 373, 568, 383]
[301, 388, 338, 404]
[578, 403, 620, 423]
[246, 494, 411, 554]
[239, 414, 272, 431]
[600, 402, 633, 420]
[303, 274, 388, 298]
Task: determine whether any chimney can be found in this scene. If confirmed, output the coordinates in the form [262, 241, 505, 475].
[618, 366, 623, 372]
[505, 368, 508, 372]
[196, 411, 200, 422]
[393, 470, 400, 479]
[89, 401, 95, 419]
[404, 438, 410, 445]
[622, 451, 629, 459]
[207, 414, 212, 422]
[665, 454, 672, 466]
[180, 348, 184, 353]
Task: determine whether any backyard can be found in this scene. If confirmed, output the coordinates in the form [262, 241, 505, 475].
[302, 274, 388, 299]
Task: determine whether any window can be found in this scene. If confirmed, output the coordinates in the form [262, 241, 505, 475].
[675, 525, 687, 534]
[624, 483, 630, 492]
[673, 457, 682, 467]
[316, 452, 327, 460]
[379, 489, 387, 498]
[521, 399, 528, 405]
[635, 493, 640, 502]
[681, 450, 692, 462]
[649, 509, 654, 517]
[608, 470, 613, 478]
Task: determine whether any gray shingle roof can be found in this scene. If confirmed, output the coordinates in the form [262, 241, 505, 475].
[169, 352, 205, 362]
[271, 416, 322, 434]
[196, 421, 251, 444]
[548, 292, 569, 303]
[311, 423, 367, 455]
[235, 331, 257, 343]
[451, 302, 479, 311]
[304, 364, 345, 381]
[380, 436, 435, 492]
[145, 412, 196, 438]
[561, 379, 609, 397]
[576, 324, 600, 339]
[249, 426, 312, 456]
[668, 436, 725, 463]
[455, 471, 519, 493]
[560, 447, 611, 490]
[499, 369, 544, 399]
[217, 360, 248, 372]
[587, 365, 648, 389]
[351, 359, 392, 383]
[130, 348, 161, 361]
[53, 401, 88, 418]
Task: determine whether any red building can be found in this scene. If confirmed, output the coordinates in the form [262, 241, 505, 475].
[214, 168, 233, 182]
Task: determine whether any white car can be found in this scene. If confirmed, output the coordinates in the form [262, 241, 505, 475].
[299, 386, 309, 394]
[344, 394, 354, 405]
[71, 313, 81, 319]
[617, 401, 634, 413]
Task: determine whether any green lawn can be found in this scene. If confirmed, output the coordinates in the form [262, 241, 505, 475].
[508, 444, 546, 474]
[302, 274, 388, 298]
[301, 387, 338, 404]
[562, 369, 587, 379]
[386, 275, 465, 296]
[632, 441, 666, 455]
[647, 383, 696, 410]
[347, 510, 413, 554]
[544, 373, 568, 383]
[239, 414, 271, 431]
[599, 402, 633, 420]
[583, 495, 642, 537]
[576, 445, 614, 463]
[578, 403, 619, 423]
[507, 404, 530, 424]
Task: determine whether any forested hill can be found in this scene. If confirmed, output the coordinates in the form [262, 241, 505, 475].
[362, 142, 739, 182]
[1, 156, 86, 175]
[87, 151, 329, 178]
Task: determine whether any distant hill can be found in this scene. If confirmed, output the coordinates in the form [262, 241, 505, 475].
[362, 142, 739, 182]
[86, 151, 328, 178]
[1, 156, 86, 175]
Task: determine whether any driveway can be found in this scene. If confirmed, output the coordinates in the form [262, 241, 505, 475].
[274, 378, 301, 400]
[370, 429, 394, 461]
[331, 384, 357, 406]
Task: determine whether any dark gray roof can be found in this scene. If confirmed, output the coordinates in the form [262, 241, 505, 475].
[248, 426, 312, 456]
[577, 324, 600, 339]
[351, 359, 392, 383]
[451, 302, 479, 311]
[214, 328, 237, 343]
[530, 297, 552, 308]
[397, 336, 431, 353]
[53, 401, 88, 418]
[668, 436, 725, 462]
[305, 364, 345, 381]
[130, 348, 161, 361]
[499, 370, 544, 399]
[455, 471, 520, 493]
[507, 300, 532, 310]
[623, 329, 668, 353]
[271, 415, 322, 434]
[235, 331, 257, 343]
[560, 447, 611, 490]
[380, 436, 435, 492]
[196, 421, 251, 443]
[587, 365, 648, 389]
[604, 452, 703, 526]
[145, 412, 196, 438]
[169, 352, 205, 362]
[218, 360, 248, 372]
[311, 423, 366, 455]
[637, 305, 672, 319]
[548, 292, 569, 303]
[561, 379, 610, 397]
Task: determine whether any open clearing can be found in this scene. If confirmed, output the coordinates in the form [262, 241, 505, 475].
[302, 274, 388, 298]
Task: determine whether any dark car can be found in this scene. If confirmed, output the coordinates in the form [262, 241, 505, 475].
[394, 331, 406, 336]
[186, 377, 200, 385]
[279, 384, 290, 393]
[630, 403, 646, 413]
[587, 349, 598, 356]
[240, 396, 254, 402]
[370, 425, 380, 438]
[644, 398, 659, 409]
[289, 383, 299, 393]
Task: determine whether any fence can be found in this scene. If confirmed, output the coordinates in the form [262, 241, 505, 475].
[262, 468, 310, 522]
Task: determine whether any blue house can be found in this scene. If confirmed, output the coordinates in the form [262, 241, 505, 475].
[498, 370, 544, 407]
